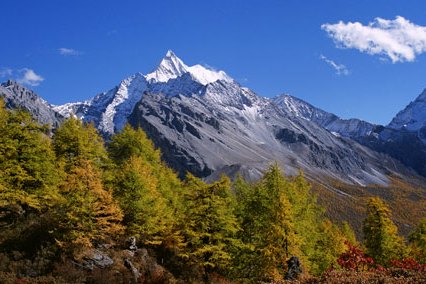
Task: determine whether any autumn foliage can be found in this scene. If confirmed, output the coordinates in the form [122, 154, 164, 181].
[0, 101, 425, 283]
[337, 241, 376, 271]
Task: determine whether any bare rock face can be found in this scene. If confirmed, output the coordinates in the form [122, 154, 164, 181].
[0, 80, 64, 128]
[1, 51, 424, 185]
[273, 93, 426, 181]
[78, 249, 114, 270]
[128, 82, 409, 186]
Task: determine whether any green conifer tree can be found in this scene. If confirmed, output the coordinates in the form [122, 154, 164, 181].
[0, 101, 59, 215]
[408, 218, 426, 263]
[108, 125, 184, 248]
[55, 160, 123, 256]
[363, 197, 406, 265]
[113, 155, 172, 245]
[308, 219, 346, 274]
[181, 174, 240, 279]
[108, 124, 160, 164]
[53, 117, 107, 169]
[0, 101, 60, 251]
[235, 164, 299, 281]
[341, 221, 358, 245]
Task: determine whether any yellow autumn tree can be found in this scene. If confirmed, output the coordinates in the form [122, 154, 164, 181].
[52, 118, 123, 256]
[235, 164, 299, 281]
[108, 125, 183, 248]
[55, 159, 123, 256]
[363, 197, 406, 265]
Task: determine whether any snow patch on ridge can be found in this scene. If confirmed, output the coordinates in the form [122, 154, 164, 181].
[389, 89, 426, 132]
[98, 73, 147, 134]
[187, 64, 233, 85]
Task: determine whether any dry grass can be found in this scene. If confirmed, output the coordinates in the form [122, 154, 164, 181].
[311, 175, 426, 239]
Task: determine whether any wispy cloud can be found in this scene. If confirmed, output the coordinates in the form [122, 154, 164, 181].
[319, 55, 349, 75]
[16, 68, 44, 86]
[58, 47, 81, 56]
[0, 67, 13, 78]
[322, 16, 426, 63]
[0, 67, 44, 87]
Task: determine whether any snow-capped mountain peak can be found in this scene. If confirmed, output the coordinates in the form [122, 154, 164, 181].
[388, 88, 426, 131]
[187, 64, 233, 85]
[273, 93, 376, 138]
[145, 50, 233, 85]
[145, 50, 189, 83]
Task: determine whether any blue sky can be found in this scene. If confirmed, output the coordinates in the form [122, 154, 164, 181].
[1, 0, 426, 125]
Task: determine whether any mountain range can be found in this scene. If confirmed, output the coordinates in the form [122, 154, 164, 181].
[2, 51, 426, 188]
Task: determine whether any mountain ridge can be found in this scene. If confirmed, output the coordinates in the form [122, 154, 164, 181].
[1, 51, 425, 187]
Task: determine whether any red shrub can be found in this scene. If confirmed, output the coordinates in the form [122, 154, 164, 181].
[390, 258, 426, 272]
[337, 241, 375, 272]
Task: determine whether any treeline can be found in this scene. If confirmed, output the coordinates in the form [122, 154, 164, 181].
[0, 101, 425, 283]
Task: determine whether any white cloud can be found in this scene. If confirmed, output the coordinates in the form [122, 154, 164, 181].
[58, 47, 80, 56]
[17, 68, 44, 86]
[319, 55, 349, 75]
[322, 16, 426, 63]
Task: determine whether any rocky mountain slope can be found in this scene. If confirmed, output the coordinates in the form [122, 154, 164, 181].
[0, 80, 64, 128]
[272, 93, 426, 177]
[273, 94, 376, 139]
[388, 89, 426, 142]
[0, 51, 423, 186]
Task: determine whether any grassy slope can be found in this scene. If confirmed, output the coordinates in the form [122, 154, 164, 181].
[311, 175, 426, 239]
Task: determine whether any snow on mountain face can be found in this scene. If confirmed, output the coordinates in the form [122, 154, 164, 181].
[128, 80, 409, 186]
[53, 73, 147, 135]
[54, 50, 234, 135]
[98, 73, 147, 134]
[9, 50, 420, 185]
[145, 50, 233, 85]
[273, 94, 376, 138]
[388, 89, 426, 133]
[186, 64, 232, 85]
[145, 50, 188, 83]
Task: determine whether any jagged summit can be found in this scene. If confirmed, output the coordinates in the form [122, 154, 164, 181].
[145, 50, 188, 83]
[388, 88, 426, 132]
[4, 51, 424, 186]
[145, 50, 233, 85]
[273, 93, 376, 138]
[0, 80, 64, 127]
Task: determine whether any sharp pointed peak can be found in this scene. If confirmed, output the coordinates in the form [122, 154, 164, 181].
[161, 50, 184, 65]
[145, 50, 188, 83]
[165, 49, 176, 58]
[145, 50, 234, 85]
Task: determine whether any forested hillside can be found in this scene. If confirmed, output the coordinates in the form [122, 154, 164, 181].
[0, 101, 425, 283]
